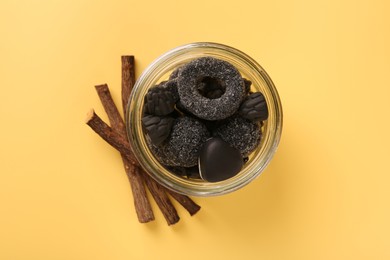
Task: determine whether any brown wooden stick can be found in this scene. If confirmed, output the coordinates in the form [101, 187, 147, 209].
[142, 173, 180, 225]
[166, 189, 201, 216]
[95, 84, 127, 137]
[122, 159, 154, 222]
[95, 84, 183, 224]
[121, 56, 136, 114]
[86, 109, 179, 225]
[85, 110, 137, 164]
[95, 84, 154, 223]
[86, 110, 202, 218]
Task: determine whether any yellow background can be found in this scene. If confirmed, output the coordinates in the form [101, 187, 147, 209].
[1, 0, 389, 259]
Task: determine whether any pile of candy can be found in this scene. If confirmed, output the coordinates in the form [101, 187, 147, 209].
[142, 57, 268, 182]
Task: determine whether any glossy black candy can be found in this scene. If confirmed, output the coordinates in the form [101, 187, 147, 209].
[142, 115, 174, 145]
[199, 137, 243, 182]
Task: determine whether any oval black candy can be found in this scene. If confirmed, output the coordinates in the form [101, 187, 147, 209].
[199, 137, 243, 182]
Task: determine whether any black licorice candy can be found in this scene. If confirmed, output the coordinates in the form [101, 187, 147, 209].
[142, 115, 174, 145]
[176, 57, 246, 120]
[143, 84, 176, 116]
[239, 92, 268, 121]
[142, 57, 268, 182]
[199, 137, 243, 182]
[214, 116, 261, 157]
[147, 116, 210, 167]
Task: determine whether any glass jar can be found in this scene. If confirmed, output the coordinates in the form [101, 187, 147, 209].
[126, 42, 282, 196]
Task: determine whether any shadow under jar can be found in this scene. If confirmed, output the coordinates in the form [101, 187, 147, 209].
[126, 42, 283, 197]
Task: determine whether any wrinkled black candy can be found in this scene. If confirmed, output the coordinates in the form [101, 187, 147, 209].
[144, 84, 176, 116]
[239, 92, 268, 121]
[199, 137, 243, 182]
[142, 115, 174, 145]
